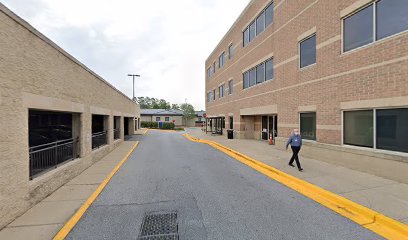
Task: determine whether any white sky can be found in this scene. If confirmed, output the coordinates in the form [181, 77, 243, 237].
[2, 0, 250, 110]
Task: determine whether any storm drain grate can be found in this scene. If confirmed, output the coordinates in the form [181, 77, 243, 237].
[138, 211, 179, 240]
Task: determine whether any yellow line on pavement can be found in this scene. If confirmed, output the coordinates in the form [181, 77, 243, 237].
[183, 134, 408, 240]
[53, 142, 139, 240]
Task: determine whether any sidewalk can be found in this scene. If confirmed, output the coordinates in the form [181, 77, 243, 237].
[0, 140, 138, 240]
[186, 128, 408, 226]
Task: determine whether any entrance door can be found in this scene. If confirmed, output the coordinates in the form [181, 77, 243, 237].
[262, 116, 268, 140]
[268, 115, 278, 138]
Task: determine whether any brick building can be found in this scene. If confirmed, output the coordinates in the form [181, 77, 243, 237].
[0, 4, 140, 229]
[205, 0, 408, 182]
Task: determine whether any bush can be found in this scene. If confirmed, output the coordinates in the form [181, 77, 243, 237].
[141, 121, 175, 130]
[161, 122, 175, 130]
[174, 127, 185, 131]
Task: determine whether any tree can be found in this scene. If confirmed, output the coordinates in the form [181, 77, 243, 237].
[171, 104, 181, 110]
[136, 97, 170, 109]
[180, 103, 196, 125]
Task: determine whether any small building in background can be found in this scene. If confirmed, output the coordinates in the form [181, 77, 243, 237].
[141, 109, 206, 127]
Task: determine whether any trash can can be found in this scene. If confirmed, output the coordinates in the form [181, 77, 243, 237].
[227, 129, 234, 139]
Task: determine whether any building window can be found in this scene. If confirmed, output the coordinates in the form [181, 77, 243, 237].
[212, 89, 215, 100]
[344, 110, 373, 147]
[228, 80, 233, 95]
[376, 108, 408, 152]
[299, 34, 316, 68]
[265, 3, 274, 27]
[165, 117, 170, 122]
[249, 68, 256, 87]
[249, 21, 256, 42]
[207, 67, 211, 79]
[255, 63, 264, 84]
[243, 2, 274, 47]
[229, 44, 234, 59]
[243, 72, 249, 89]
[219, 84, 225, 98]
[343, 0, 408, 52]
[229, 116, 233, 129]
[243, 58, 273, 89]
[256, 11, 265, 35]
[265, 58, 274, 80]
[343, 5, 373, 52]
[219, 52, 225, 69]
[300, 112, 316, 140]
[156, 117, 161, 122]
[213, 62, 216, 73]
[243, 28, 250, 47]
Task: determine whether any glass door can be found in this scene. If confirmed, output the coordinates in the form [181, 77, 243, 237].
[262, 116, 268, 140]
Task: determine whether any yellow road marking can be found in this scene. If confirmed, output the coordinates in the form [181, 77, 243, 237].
[53, 142, 139, 240]
[183, 134, 408, 240]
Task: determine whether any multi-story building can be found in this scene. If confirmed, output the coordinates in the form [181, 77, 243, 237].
[0, 3, 140, 229]
[205, 0, 408, 183]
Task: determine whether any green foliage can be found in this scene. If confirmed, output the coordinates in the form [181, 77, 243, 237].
[161, 122, 175, 129]
[174, 127, 185, 131]
[180, 103, 196, 120]
[136, 97, 170, 109]
[171, 104, 181, 110]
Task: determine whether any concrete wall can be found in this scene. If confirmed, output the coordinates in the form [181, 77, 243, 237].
[205, 0, 408, 180]
[0, 4, 140, 229]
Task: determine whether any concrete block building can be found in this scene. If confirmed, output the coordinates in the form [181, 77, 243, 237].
[0, 4, 140, 229]
[141, 109, 206, 127]
[205, 0, 408, 183]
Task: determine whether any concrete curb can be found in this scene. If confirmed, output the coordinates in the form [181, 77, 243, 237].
[52, 142, 139, 240]
[183, 134, 408, 240]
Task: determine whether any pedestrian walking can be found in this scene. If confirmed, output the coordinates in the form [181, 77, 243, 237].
[285, 128, 303, 172]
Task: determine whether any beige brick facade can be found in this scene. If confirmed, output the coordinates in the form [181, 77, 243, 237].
[0, 4, 140, 229]
[205, 0, 408, 181]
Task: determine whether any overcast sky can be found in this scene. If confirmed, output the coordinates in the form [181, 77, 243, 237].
[2, 0, 250, 110]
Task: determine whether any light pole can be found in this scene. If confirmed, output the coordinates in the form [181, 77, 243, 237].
[128, 74, 140, 101]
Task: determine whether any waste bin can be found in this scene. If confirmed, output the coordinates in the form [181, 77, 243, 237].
[227, 129, 233, 139]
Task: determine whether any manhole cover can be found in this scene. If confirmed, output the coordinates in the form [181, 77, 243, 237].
[138, 211, 179, 240]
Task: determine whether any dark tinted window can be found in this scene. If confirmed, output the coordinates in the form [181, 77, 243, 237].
[265, 3, 274, 27]
[300, 35, 316, 68]
[229, 45, 233, 59]
[243, 72, 249, 89]
[256, 63, 265, 83]
[300, 112, 316, 140]
[376, 108, 408, 152]
[344, 110, 373, 147]
[265, 58, 274, 80]
[229, 80, 233, 94]
[243, 28, 249, 47]
[344, 5, 373, 52]
[256, 12, 265, 35]
[249, 68, 256, 87]
[249, 21, 256, 42]
[376, 0, 408, 40]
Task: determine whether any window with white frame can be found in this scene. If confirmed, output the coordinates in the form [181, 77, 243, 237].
[343, 0, 408, 52]
[300, 34, 316, 68]
[243, 58, 274, 89]
[219, 52, 225, 69]
[218, 84, 225, 98]
[243, 2, 274, 47]
[229, 44, 234, 59]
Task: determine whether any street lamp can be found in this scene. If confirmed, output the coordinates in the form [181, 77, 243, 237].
[128, 74, 140, 101]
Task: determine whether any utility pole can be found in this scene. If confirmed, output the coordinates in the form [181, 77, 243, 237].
[128, 74, 140, 101]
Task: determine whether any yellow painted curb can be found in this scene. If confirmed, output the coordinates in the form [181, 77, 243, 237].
[53, 142, 139, 240]
[183, 134, 408, 240]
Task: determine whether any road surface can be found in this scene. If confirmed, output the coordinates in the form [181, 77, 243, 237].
[67, 130, 382, 240]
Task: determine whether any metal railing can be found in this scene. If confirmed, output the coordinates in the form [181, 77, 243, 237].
[29, 138, 79, 180]
[92, 131, 107, 149]
[114, 128, 120, 140]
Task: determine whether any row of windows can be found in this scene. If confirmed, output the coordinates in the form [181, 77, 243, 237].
[344, 0, 408, 52]
[243, 58, 274, 89]
[207, 44, 234, 79]
[299, 108, 408, 153]
[243, 2, 274, 47]
[155, 117, 171, 122]
[207, 80, 233, 103]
